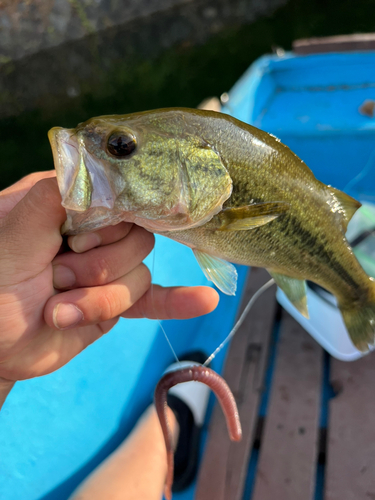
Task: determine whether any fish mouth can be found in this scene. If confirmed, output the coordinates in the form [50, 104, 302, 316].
[48, 127, 84, 210]
[48, 127, 116, 212]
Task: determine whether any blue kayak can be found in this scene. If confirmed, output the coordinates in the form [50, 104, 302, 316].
[222, 50, 375, 200]
[220, 49, 375, 361]
[1, 48, 375, 500]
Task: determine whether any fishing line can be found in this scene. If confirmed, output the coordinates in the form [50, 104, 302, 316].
[151, 242, 180, 364]
[151, 241, 275, 367]
[344, 146, 375, 195]
[203, 278, 275, 367]
[157, 319, 180, 364]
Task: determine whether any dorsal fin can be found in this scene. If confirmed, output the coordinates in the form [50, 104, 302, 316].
[330, 187, 361, 231]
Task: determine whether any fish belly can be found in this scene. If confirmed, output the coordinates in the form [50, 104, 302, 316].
[168, 213, 369, 304]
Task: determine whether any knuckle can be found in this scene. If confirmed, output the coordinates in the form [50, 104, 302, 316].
[136, 263, 152, 291]
[134, 226, 155, 255]
[144, 230, 155, 250]
[25, 179, 60, 217]
[31, 178, 57, 203]
[99, 289, 123, 320]
[94, 264, 152, 321]
[23, 172, 46, 184]
[89, 257, 113, 285]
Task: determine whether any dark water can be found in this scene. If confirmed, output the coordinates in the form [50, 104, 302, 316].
[1, 0, 375, 190]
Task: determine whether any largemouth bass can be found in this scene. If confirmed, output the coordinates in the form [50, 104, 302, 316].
[48, 108, 375, 352]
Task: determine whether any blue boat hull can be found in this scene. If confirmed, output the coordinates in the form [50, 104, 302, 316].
[0, 235, 248, 500]
[2, 49, 375, 500]
[223, 51, 375, 201]
[222, 50, 375, 361]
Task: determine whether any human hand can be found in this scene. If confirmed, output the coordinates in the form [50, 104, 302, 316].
[0, 172, 219, 393]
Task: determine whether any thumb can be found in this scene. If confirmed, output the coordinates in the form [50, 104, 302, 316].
[0, 178, 67, 282]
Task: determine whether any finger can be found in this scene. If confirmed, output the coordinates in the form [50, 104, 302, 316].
[0, 318, 120, 381]
[0, 178, 66, 283]
[68, 222, 134, 253]
[53, 225, 155, 289]
[121, 285, 220, 320]
[0, 171, 56, 218]
[44, 264, 151, 330]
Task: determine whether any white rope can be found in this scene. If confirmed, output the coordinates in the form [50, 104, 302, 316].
[203, 278, 275, 366]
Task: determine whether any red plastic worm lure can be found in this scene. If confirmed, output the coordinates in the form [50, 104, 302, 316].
[154, 364, 242, 500]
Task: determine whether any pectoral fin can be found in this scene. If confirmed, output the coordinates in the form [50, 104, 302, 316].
[269, 271, 309, 318]
[209, 202, 289, 231]
[193, 249, 238, 296]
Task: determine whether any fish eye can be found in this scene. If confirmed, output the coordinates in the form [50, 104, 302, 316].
[107, 132, 136, 157]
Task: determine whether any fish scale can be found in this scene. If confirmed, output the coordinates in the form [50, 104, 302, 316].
[165, 112, 363, 289]
[48, 107, 375, 351]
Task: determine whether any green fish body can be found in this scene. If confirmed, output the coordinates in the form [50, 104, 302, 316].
[48, 108, 375, 351]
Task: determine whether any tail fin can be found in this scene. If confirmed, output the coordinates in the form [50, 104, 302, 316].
[339, 279, 375, 352]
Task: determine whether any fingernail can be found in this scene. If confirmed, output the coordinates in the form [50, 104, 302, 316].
[70, 232, 102, 253]
[53, 265, 76, 289]
[53, 303, 83, 330]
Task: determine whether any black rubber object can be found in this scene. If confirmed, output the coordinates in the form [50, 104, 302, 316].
[166, 350, 208, 493]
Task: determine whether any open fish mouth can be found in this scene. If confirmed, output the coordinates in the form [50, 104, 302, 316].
[48, 127, 83, 210]
[48, 127, 116, 212]
[48, 112, 234, 235]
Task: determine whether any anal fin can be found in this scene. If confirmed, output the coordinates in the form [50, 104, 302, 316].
[193, 249, 238, 296]
[269, 270, 309, 318]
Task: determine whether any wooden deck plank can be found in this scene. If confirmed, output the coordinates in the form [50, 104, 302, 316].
[195, 268, 277, 500]
[251, 311, 323, 500]
[325, 354, 375, 500]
